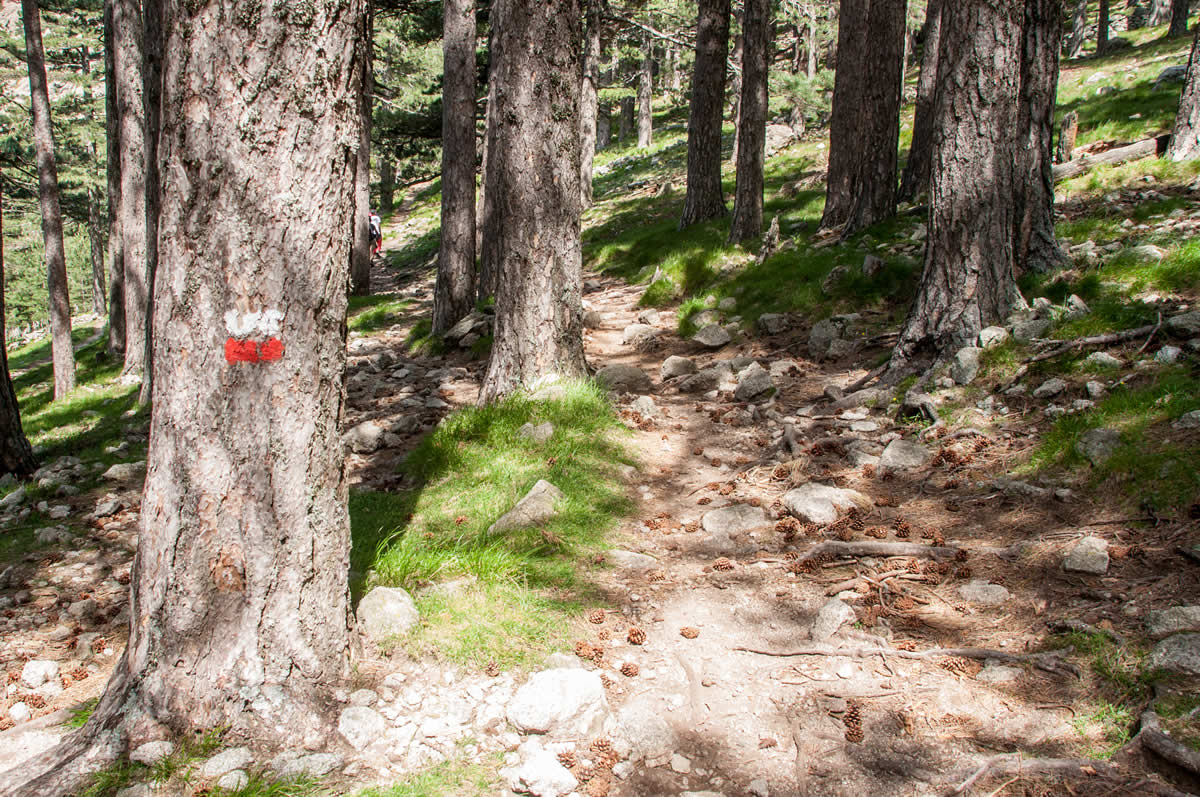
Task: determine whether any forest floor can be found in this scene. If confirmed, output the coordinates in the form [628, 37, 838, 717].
[3, 22, 1200, 797]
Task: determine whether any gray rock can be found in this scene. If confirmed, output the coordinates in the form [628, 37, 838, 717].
[1155, 345, 1183, 364]
[1167, 311, 1200, 337]
[595, 364, 653, 395]
[93, 498, 123, 518]
[272, 752, 343, 779]
[764, 123, 795, 156]
[1032, 297, 1054, 318]
[200, 747, 254, 779]
[692, 324, 732, 349]
[114, 787, 151, 797]
[1146, 606, 1200, 639]
[1075, 428, 1120, 466]
[757, 314, 789, 335]
[130, 741, 175, 765]
[718, 297, 737, 311]
[616, 699, 677, 763]
[821, 265, 850, 296]
[811, 598, 856, 642]
[677, 366, 724, 394]
[661, 356, 698, 381]
[951, 347, 983, 385]
[217, 771, 249, 791]
[749, 779, 770, 797]
[582, 310, 604, 328]
[1083, 351, 1123, 369]
[622, 324, 658, 347]
[607, 550, 659, 572]
[518, 422, 555, 444]
[703, 503, 768, 537]
[1127, 244, 1166, 262]
[1153, 64, 1189, 89]
[1012, 319, 1052, 342]
[693, 310, 720, 328]
[489, 480, 565, 534]
[637, 308, 661, 326]
[1033, 378, 1068, 399]
[782, 483, 870, 525]
[1063, 536, 1109, 575]
[879, 439, 931, 470]
[507, 669, 609, 736]
[957, 580, 1011, 607]
[102, 461, 146, 483]
[444, 311, 490, 342]
[346, 420, 387, 454]
[7, 702, 30, 723]
[670, 753, 692, 774]
[1065, 294, 1091, 319]
[20, 660, 59, 689]
[349, 689, 378, 706]
[808, 319, 839, 361]
[978, 326, 1009, 349]
[502, 744, 578, 797]
[0, 486, 26, 511]
[1174, 410, 1200, 430]
[977, 664, 1022, 683]
[1147, 633, 1200, 680]
[861, 255, 884, 278]
[1086, 381, 1107, 398]
[734, 363, 775, 402]
[338, 705, 387, 751]
[356, 586, 420, 642]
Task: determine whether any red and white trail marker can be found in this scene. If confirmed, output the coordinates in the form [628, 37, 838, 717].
[224, 309, 285, 364]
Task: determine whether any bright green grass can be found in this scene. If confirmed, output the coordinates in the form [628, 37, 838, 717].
[1073, 702, 1137, 760]
[348, 296, 414, 334]
[214, 774, 332, 797]
[355, 758, 496, 797]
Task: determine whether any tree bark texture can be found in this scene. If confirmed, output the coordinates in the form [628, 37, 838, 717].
[637, 35, 654, 148]
[477, 29, 500, 301]
[478, 0, 586, 403]
[105, 0, 126, 358]
[619, 95, 634, 142]
[379, 154, 395, 214]
[88, 188, 108, 316]
[899, 0, 942, 202]
[1099, 0, 1110, 51]
[1150, 0, 1172, 26]
[1067, 0, 1087, 57]
[350, 5, 373, 297]
[729, 8, 744, 164]
[139, 0, 163, 406]
[21, 0, 76, 400]
[894, 0, 1026, 369]
[0, 172, 38, 478]
[729, 0, 769, 244]
[679, 0, 731, 229]
[434, 0, 478, 333]
[1057, 110, 1078, 162]
[114, 0, 148, 381]
[821, 0, 907, 236]
[597, 101, 612, 150]
[0, 4, 367, 792]
[1169, 28, 1200, 159]
[580, 0, 601, 207]
[1169, 0, 1191, 36]
[1014, 0, 1068, 274]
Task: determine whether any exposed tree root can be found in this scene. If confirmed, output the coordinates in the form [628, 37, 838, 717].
[1141, 710, 1200, 777]
[949, 752, 1192, 796]
[732, 644, 1079, 677]
[797, 540, 959, 562]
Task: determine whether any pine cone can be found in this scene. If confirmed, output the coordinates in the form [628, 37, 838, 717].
[835, 526, 855, 541]
[862, 464, 876, 479]
[775, 517, 801, 534]
[758, 737, 778, 749]
[586, 776, 611, 797]
[679, 626, 700, 639]
[845, 726, 864, 743]
[648, 570, 666, 582]
[894, 596, 915, 611]
[786, 558, 815, 574]
[597, 628, 611, 641]
[955, 566, 972, 579]
[627, 627, 646, 645]
[590, 738, 612, 754]
[25, 694, 46, 709]
[558, 750, 577, 769]
[783, 551, 799, 561]
[893, 519, 912, 538]
[588, 609, 607, 624]
[803, 522, 822, 537]
[697, 497, 712, 505]
[954, 549, 969, 562]
[906, 558, 921, 573]
[590, 646, 604, 663]
[712, 557, 734, 571]
[575, 640, 595, 659]
[620, 662, 639, 677]
[485, 661, 501, 677]
[684, 521, 700, 533]
[599, 673, 615, 689]
[866, 526, 888, 539]
[894, 639, 918, 651]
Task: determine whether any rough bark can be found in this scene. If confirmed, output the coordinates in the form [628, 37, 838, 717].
[350, 5, 373, 296]
[433, 0, 478, 334]
[1169, 28, 1200, 159]
[1014, 0, 1068, 274]
[379, 154, 395, 214]
[730, 7, 744, 164]
[1099, 0, 1110, 51]
[0, 3, 363, 792]
[1057, 110, 1078, 162]
[21, 0, 76, 400]
[892, 0, 1027, 372]
[105, 0, 125, 358]
[679, 0, 732, 229]
[113, 0, 148, 381]
[729, 0, 769, 245]
[899, 0, 942, 202]
[139, 0, 163, 406]
[597, 101, 612, 150]
[580, 0, 601, 207]
[477, 28, 500, 301]
[822, 0, 907, 235]
[619, 95, 635, 142]
[1169, 0, 1191, 36]
[478, 0, 586, 402]
[1067, 0, 1087, 57]
[1150, 0, 1172, 26]
[0, 171, 38, 478]
[88, 188, 107, 316]
[637, 34, 654, 148]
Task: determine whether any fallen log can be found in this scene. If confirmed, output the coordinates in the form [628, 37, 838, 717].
[1052, 135, 1169, 182]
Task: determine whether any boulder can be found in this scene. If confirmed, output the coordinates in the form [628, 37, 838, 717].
[757, 314, 789, 335]
[20, 660, 59, 689]
[1063, 536, 1109, 575]
[607, 550, 659, 572]
[338, 706, 388, 751]
[811, 598, 856, 642]
[1166, 311, 1200, 337]
[356, 586, 420, 642]
[507, 669, 609, 736]
[782, 484, 870, 525]
[764, 123, 795, 156]
[677, 366, 725, 394]
[1065, 294, 1091, 319]
[1155, 345, 1183, 364]
[1127, 244, 1166, 262]
[978, 326, 1009, 349]
[692, 324, 732, 349]
[130, 741, 176, 765]
[661, 356, 698, 381]
[1075, 428, 1120, 466]
[489, 480, 565, 534]
[1153, 64, 1189, 90]
[1032, 378, 1068, 399]
[957, 580, 1011, 607]
[861, 255, 883, 278]
[702, 504, 768, 536]
[1012, 319, 1052, 342]
[1146, 606, 1200, 640]
[630, 396, 659, 418]
[518, 422, 555, 444]
[950, 347, 983, 386]
[1147, 633, 1200, 681]
[595, 364, 653, 395]
[1174, 410, 1200, 430]
[879, 439, 931, 470]
[733, 363, 775, 402]
[201, 748, 255, 780]
[102, 461, 146, 483]
[443, 311, 490, 342]
[1083, 352, 1122, 369]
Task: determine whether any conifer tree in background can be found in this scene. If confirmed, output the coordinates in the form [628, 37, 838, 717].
[21, 0, 76, 400]
[729, 0, 769, 244]
[679, 0, 731, 229]
[350, 5, 373, 297]
[899, 0, 942, 202]
[105, 0, 126, 358]
[581, 0, 603, 207]
[1168, 0, 1191, 37]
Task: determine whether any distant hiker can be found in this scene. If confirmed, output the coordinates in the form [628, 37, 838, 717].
[369, 211, 382, 255]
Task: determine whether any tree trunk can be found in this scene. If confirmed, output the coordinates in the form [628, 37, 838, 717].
[139, 0, 163, 406]
[729, 0, 770, 244]
[1169, 0, 1191, 36]
[0, 170, 38, 478]
[379, 154, 395, 214]
[899, 0, 942, 202]
[1149, 0, 1172, 26]
[477, 29, 500, 301]
[1169, 28, 1200, 159]
[619, 95, 635, 142]
[349, 6, 373, 296]
[478, 0, 586, 403]
[1067, 0, 1087, 57]
[105, 0, 126, 359]
[580, 0, 601, 207]
[1057, 110, 1079, 162]
[434, 0, 478, 334]
[88, 187, 107, 316]
[21, 0, 76, 400]
[637, 34, 654, 148]
[821, 0, 907, 235]
[892, 0, 1026, 372]
[0, 4, 364, 792]
[679, 0, 732, 229]
[1014, 0, 1068, 274]
[597, 101, 612, 150]
[669, 46, 683, 92]
[114, 0, 149, 382]
[1099, 0, 1110, 52]
[808, 11, 819, 77]
[730, 7, 745, 164]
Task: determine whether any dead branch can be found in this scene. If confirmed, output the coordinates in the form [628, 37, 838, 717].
[1051, 136, 1164, 182]
[1023, 324, 1158, 364]
[1134, 312, 1164, 356]
[798, 540, 959, 562]
[603, 11, 694, 50]
[1141, 710, 1200, 777]
[1175, 546, 1200, 567]
[732, 644, 1078, 676]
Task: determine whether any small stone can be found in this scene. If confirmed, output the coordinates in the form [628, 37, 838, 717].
[1086, 381, 1106, 398]
[879, 439, 931, 470]
[637, 308, 661, 326]
[488, 480, 565, 534]
[782, 484, 870, 525]
[595, 364, 653, 394]
[607, 550, 659, 572]
[1126, 244, 1166, 262]
[748, 779, 770, 797]
[670, 753, 692, 774]
[661, 356, 698, 380]
[757, 314, 788, 335]
[130, 741, 176, 765]
[1012, 319, 1052, 342]
[1033, 378, 1068, 399]
[20, 660, 59, 689]
[346, 420, 386, 453]
[216, 771, 249, 791]
[702, 504, 768, 536]
[8, 702, 30, 723]
[1147, 634, 1200, 681]
[622, 324, 658, 347]
[1146, 607, 1200, 639]
[950, 347, 983, 385]
[718, 297, 737, 311]
[1174, 410, 1200, 430]
[1155, 345, 1183, 364]
[861, 254, 883, 278]
[733, 363, 775, 402]
[692, 324, 732, 349]
[617, 698, 678, 763]
[272, 752, 343, 779]
[102, 461, 146, 483]
[1075, 428, 1120, 466]
[518, 422, 555, 444]
[1063, 536, 1109, 575]
[811, 598, 856, 642]
[507, 669, 609, 737]
[356, 586, 420, 642]
[582, 310, 604, 328]
[501, 743, 578, 797]
[957, 580, 1011, 606]
[1166, 311, 1200, 337]
[349, 689, 378, 707]
[1065, 294, 1091, 319]
[976, 664, 1021, 683]
[977, 326, 1009, 349]
[1083, 351, 1122, 369]
[201, 747, 255, 779]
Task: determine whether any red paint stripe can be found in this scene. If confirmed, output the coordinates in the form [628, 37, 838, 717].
[259, 338, 284, 361]
[225, 338, 260, 363]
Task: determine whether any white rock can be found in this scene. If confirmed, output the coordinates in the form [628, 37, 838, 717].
[692, 324, 732, 349]
[7, 702, 31, 723]
[811, 598, 856, 642]
[879, 439, 931, 470]
[957, 580, 1011, 607]
[950, 347, 983, 385]
[782, 484, 870, 525]
[356, 586, 420, 642]
[507, 669, 609, 737]
[1063, 536, 1109, 575]
[661, 356, 698, 380]
[338, 706, 388, 751]
[607, 550, 659, 572]
[670, 753, 692, 773]
[130, 741, 175, 765]
[488, 480, 565, 534]
[200, 747, 254, 779]
[616, 698, 678, 763]
[216, 770, 249, 791]
[501, 743, 578, 797]
[978, 326, 1009, 349]
[518, 422, 555, 443]
[20, 660, 59, 689]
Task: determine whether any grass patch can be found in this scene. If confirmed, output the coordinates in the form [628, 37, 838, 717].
[348, 296, 414, 334]
[67, 698, 99, 728]
[354, 758, 497, 797]
[214, 774, 331, 797]
[1072, 702, 1137, 760]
